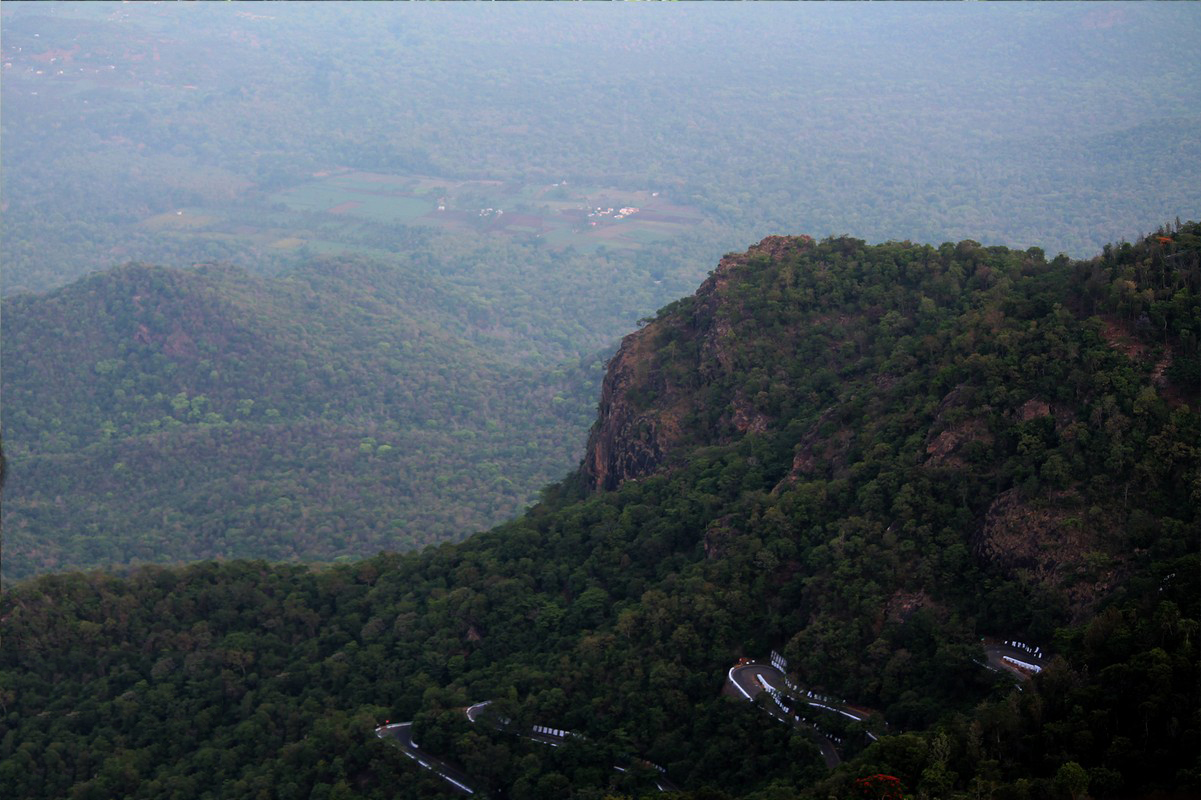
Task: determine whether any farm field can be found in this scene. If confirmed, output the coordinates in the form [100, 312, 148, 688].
[268, 170, 705, 251]
[124, 170, 706, 266]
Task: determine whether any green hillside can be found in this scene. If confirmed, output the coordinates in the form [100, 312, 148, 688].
[1, 258, 601, 579]
[2, 226, 1197, 799]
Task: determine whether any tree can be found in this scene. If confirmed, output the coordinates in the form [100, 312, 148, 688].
[1054, 761, 1089, 800]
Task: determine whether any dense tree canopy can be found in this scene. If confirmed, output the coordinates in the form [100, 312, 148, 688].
[1, 257, 603, 580]
[2, 227, 1196, 799]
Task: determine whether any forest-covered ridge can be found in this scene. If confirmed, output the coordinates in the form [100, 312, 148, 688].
[2, 225, 1197, 800]
[0, 257, 603, 580]
[6, 0, 1197, 583]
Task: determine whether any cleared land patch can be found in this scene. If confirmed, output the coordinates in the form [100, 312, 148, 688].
[268, 171, 703, 251]
[119, 172, 704, 267]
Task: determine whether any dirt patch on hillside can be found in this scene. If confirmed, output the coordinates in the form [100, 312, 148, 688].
[1099, 316, 1151, 361]
[925, 418, 991, 468]
[780, 409, 853, 485]
[1098, 315, 1188, 406]
[975, 489, 1122, 616]
[884, 589, 937, 625]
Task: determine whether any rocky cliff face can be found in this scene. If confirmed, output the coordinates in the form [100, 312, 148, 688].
[582, 235, 808, 491]
[581, 323, 676, 492]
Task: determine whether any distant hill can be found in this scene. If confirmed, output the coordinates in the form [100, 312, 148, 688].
[2, 226, 1197, 799]
[1, 257, 602, 579]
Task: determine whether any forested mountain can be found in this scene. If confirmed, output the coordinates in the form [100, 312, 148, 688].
[4, 2, 1198, 580]
[3, 227, 1196, 799]
[1, 258, 601, 580]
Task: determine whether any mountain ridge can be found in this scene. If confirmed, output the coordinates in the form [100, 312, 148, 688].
[582, 227, 1198, 625]
[1, 257, 602, 579]
[1, 225, 1197, 799]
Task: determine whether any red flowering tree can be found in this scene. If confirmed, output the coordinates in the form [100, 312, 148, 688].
[854, 773, 904, 800]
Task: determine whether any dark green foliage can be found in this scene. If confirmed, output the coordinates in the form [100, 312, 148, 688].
[2, 228, 1197, 798]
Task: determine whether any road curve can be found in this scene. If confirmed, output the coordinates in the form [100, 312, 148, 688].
[982, 640, 1047, 683]
[465, 701, 678, 792]
[375, 722, 477, 796]
[729, 664, 873, 723]
[465, 700, 493, 724]
[727, 663, 845, 769]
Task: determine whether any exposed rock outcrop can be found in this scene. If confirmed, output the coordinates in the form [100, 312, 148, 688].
[581, 234, 816, 490]
[582, 235, 813, 491]
[581, 324, 681, 492]
[774, 406, 852, 489]
[973, 488, 1121, 615]
[922, 384, 993, 469]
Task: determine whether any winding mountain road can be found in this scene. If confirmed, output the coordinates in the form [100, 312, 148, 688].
[375, 722, 477, 795]
[465, 700, 493, 724]
[380, 642, 1041, 793]
[726, 662, 864, 769]
[465, 701, 678, 792]
[730, 640, 1045, 769]
[378, 701, 676, 795]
